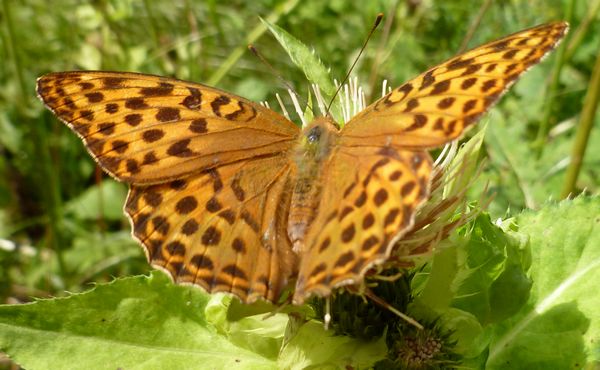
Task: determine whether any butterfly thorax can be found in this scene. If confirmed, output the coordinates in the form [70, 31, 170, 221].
[288, 116, 340, 253]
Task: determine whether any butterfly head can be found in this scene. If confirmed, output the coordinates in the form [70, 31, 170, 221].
[299, 116, 340, 160]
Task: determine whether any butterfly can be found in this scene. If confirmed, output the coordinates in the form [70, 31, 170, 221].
[37, 22, 567, 305]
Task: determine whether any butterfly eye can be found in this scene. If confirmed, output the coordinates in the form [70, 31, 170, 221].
[307, 126, 322, 143]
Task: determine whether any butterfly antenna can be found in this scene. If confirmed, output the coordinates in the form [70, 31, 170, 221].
[248, 45, 312, 112]
[325, 13, 384, 115]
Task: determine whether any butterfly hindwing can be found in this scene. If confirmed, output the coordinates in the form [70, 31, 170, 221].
[294, 146, 432, 303]
[125, 153, 298, 303]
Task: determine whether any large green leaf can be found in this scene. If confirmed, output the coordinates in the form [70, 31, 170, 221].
[487, 196, 600, 369]
[0, 271, 392, 369]
[0, 272, 281, 370]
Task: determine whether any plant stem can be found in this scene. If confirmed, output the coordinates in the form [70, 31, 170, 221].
[560, 39, 600, 199]
[142, 0, 161, 51]
[1, 0, 26, 101]
[207, 0, 300, 86]
[1, 0, 67, 276]
[534, 0, 575, 157]
[142, 0, 171, 72]
[457, 0, 493, 54]
[95, 0, 127, 68]
[367, 0, 399, 102]
[564, 0, 600, 62]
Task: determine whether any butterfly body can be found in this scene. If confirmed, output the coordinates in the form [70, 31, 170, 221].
[36, 22, 568, 305]
[289, 116, 339, 252]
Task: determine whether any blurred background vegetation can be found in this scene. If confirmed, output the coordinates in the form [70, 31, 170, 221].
[0, 0, 597, 318]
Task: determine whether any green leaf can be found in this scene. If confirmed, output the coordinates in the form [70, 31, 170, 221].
[261, 18, 335, 97]
[439, 308, 486, 356]
[411, 213, 531, 360]
[63, 179, 128, 221]
[415, 214, 531, 325]
[443, 123, 486, 198]
[205, 294, 287, 361]
[0, 272, 280, 369]
[413, 242, 459, 312]
[261, 18, 343, 122]
[278, 318, 387, 369]
[487, 196, 600, 369]
[452, 215, 532, 325]
[485, 112, 539, 213]
[65, 231, 142, 280]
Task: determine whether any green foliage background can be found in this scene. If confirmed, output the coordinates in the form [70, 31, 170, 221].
[0, 0, 599, 369]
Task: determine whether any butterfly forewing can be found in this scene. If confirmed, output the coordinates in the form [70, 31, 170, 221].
[37, 71, 299, 184]
[341, 22, 568, 149]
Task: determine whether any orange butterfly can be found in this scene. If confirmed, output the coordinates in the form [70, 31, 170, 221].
[37, 22, 567, 304]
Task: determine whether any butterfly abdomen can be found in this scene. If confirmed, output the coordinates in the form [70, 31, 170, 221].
[288, 117, 339, 252]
